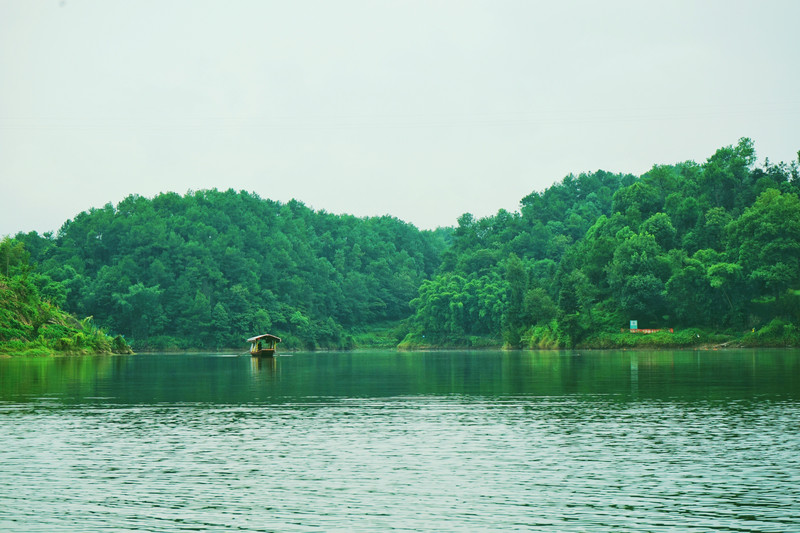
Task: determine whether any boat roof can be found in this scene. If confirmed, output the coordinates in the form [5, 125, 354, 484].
[247, 333, 282, 342]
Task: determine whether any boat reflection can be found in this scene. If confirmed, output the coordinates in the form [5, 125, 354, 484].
[250, 354, 277, 375]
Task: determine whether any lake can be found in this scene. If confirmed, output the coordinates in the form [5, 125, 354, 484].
[1, 349, 799, 532]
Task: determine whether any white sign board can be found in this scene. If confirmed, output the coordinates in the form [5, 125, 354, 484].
[630, 320, 638, 330]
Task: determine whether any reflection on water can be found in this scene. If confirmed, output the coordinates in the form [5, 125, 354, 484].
[1, 350, 799, 531]
[249, 354, 277, 375]
[3, 350, 799, 404]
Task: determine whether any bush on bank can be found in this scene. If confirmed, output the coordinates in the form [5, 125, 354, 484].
[740, 319, 800, 347]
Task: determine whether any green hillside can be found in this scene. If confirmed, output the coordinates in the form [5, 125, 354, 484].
[400, 138, 800, 348]
[0, 237, 131, 356]
[15, 191, 448, 351]
[7, 138, 800, 353]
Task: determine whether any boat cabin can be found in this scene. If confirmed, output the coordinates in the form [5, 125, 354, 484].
[247, 333, 281, 357]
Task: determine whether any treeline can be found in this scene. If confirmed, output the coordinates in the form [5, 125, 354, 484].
[401, 138, 800, 348]
[14, 189, 447, 350]
[7, 138, 799, 353]
[0, 237, 130, 355]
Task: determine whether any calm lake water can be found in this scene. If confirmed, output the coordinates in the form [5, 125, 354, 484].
[1, 349, 799, 532]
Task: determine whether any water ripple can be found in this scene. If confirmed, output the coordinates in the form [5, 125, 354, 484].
[3, 349, 800, 531]
[2, 396, 799, 532]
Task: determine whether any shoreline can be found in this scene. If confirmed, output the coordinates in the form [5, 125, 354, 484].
[3, 326, 799, 357]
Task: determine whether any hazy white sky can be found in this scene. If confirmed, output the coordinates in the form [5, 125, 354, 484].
[2, 0, 798, 236]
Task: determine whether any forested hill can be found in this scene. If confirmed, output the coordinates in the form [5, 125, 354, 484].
[15, 190, 448, 350]
[401, 138, 800, 348]
[0, 237, 131, 355]
[9, 138, 800, 352]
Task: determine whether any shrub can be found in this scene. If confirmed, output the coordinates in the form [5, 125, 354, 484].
[741, 319, 800, 347]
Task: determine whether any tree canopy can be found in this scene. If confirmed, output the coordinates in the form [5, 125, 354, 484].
[8, 138, 800, 352]
[401, 138, 800, 348]
[15, 190, 447, 350]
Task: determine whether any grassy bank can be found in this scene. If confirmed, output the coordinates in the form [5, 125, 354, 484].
[395, 319, 800, 351]
[14, 320, 796, 356]
[397, 333, 502, 350]
[581, 320, 800, 350]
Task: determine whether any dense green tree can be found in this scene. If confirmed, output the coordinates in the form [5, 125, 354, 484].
[404, 138, 799, 347]
[503, 253, 527, 347]
[113, 283, 167, 341]
[727, 189, 800, 302]
[612, 182, 661, 225]
[0, 237, 30, 277]
[20, 189, 447, 349]
[665, 252, 712, 325]
[700, 137, 756, 210]
[523, 288, 557, 326]
[13, 139, 800, 350]
[640, 213, 677, 250]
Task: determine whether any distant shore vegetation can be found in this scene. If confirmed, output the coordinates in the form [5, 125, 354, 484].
[3, 138, 800, 354]
[0, 237, 132, 356]
[6, 192, 447, 353]
[399, 138, 800, 349]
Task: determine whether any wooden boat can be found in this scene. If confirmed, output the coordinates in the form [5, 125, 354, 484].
[247, 333, 281, 357]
